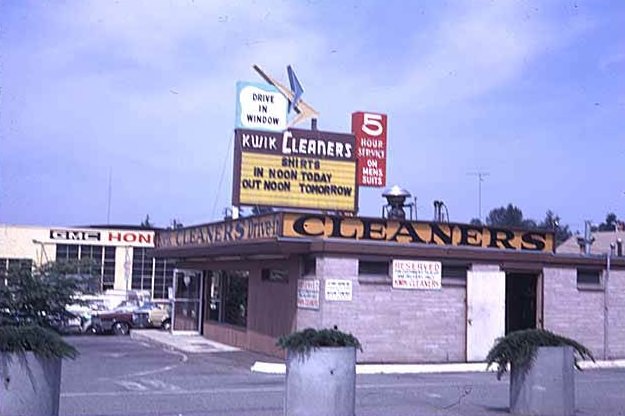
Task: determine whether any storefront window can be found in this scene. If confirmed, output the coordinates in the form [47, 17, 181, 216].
[206, 270, 249, 328]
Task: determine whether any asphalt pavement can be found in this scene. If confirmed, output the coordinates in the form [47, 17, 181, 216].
[61, 335, 625, 416]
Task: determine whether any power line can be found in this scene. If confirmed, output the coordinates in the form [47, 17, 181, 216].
[467, 171, 490, 222]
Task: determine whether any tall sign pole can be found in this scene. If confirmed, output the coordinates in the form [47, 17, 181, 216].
[468, 171, 489, 222]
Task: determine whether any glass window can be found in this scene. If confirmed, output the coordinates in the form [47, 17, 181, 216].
[442, 264, 468, 286]
[262, 268, 288, 282]
[359, 260, 389, 275]
[205, 270, 249, 328]
[577, 269, 602, 288]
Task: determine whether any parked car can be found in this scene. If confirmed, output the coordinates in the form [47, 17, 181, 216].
[92, 302, 171, 335]
[136, 302, 171, 330]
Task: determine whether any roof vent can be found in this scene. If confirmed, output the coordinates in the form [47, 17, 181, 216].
[382, 186, 415, 220]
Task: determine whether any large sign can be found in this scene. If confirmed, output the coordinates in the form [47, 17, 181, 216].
[49, 229, 154, 247]
[232, 128, 358, 212]
[392, 260, 441, 290]
[156, 214, 280, 249]
[281, 213, 556, 252]
[352, 112, 387, 187]
[235, 82, 288, 132]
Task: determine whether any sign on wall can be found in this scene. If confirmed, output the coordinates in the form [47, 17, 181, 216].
[280, 213, 556, 252]
[352, 112, 387, 187]
[325, 279, 352, 301]
[392, 260, 442, 290]
[49, 229, 154, 248]
[156, 214, 280, 249]
[235, 81, 288, 132]
[297, 279, 320, 309]
[232, 128, 358, 212]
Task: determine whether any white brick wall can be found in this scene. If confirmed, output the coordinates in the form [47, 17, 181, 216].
[607, 269, 625, 358]
[311, 256, 466, 363]
[543, 267, 605, 358]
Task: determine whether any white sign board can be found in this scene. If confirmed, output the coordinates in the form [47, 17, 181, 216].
[392, 260, 442, 290]
[235, 81, 288, 132]
[297, 279, 320, 309]
[325, 279, 352, 302]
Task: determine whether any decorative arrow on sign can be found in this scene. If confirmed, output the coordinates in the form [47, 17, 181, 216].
[287, 65, 304, 114]
[253, 64, 319, 128]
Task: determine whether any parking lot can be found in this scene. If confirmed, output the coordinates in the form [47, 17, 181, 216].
[61, 336, 625, 416]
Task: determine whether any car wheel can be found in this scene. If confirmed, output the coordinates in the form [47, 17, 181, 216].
[84, 325, 96, 336]
[161, 319, 171, 331]
[112, 322, 130, 336]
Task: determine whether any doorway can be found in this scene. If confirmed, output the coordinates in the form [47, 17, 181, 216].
[505, 273, 538, 334]
[171, 269, 203, 333]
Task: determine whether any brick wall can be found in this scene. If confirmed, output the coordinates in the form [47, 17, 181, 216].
[543, 267, 605, 358]
[308, 256, 466, 363]
[607, 269, 625, 358]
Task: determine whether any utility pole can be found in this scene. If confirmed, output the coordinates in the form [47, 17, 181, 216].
[468, 171, 489, 222]
[106, 167, 112, 224]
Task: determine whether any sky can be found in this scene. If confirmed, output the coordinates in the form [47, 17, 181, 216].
[1, 0, 624, 232]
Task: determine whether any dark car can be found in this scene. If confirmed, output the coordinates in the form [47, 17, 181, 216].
[91, 308, 148, 336]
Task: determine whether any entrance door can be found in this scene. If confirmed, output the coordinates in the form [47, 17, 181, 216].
[467, 271, 506, 361]
[505, 273, 538, 334]
[172, 269, 203, 333]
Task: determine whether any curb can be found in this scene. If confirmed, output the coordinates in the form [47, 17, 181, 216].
[251, 359, 625, 375]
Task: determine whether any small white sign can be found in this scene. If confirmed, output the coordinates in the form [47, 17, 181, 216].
[236, 81, 288, 132]
[392, 260, 442, 290]
[297, 279, 320, 309]
[325, 279, 352, 302]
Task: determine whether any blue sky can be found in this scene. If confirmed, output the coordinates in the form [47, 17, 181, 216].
[1, 0, 624, 232]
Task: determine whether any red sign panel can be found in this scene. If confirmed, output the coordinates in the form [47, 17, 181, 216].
[352, 112, 387, 187]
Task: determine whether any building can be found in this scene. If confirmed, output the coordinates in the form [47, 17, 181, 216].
[558, 230, 625, 256]
[152, 212, 625, 363]
[0, 224, 175, 300]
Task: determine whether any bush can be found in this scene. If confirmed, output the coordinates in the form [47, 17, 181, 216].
[486, 329, 594, 380]
[277, 327, 362, 355]
[0, 325, 77, 359]
[0, 259, 97, 359]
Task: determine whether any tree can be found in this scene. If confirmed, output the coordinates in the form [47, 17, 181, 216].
[595, 212, 620, 232]
[0, 259, 98, 329]
[470, 218, 483, 226]
[140, 214, 154, 228]
[485, 204, 536, 228]
[169, 219, 184, 229]
[539, 210, 572, 246]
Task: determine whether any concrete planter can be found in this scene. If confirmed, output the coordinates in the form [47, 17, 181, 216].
[0, 352, 62, 416]
[510, 346, 575, 416]
[285, 346, 356, 416]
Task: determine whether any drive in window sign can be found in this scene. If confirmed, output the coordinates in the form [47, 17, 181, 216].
[232, 128, 358, 212]
[235, 81, 288, 132]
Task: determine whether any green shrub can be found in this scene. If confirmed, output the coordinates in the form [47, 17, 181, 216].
[486, 329, 594, 380]
[0, 259, 97, 359]
[0, 325, 77, 359]
[277, 327, 362, 355]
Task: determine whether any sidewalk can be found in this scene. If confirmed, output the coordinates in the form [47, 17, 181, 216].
[130, 330, 625, 375]
[130, 329, 240, 353]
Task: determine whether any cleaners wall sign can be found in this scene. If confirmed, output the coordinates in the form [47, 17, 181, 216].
[232, 128, 358, 211]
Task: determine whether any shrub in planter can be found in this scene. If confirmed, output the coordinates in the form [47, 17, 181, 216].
[486, 329, 594, 416]
[278, 327, 362, 416]
[0, 260, 95, 416]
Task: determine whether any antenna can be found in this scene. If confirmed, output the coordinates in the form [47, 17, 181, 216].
[106, 167, 112, 224]
[467, 171, 489, 222]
